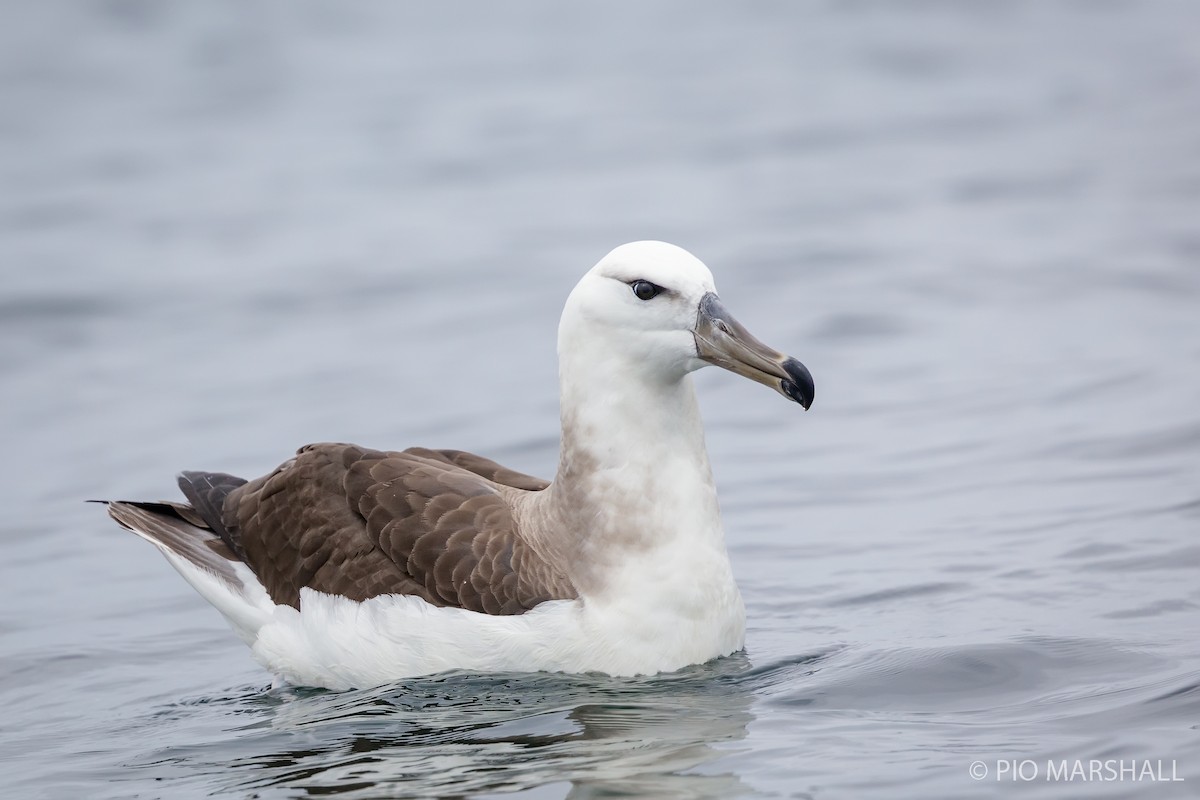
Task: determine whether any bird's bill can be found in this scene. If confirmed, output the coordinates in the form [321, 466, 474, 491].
[693, 292, 815, 409]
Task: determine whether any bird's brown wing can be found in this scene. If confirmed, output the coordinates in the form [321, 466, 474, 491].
[405, 447, 551, 491]
[188, 443, 575, 613]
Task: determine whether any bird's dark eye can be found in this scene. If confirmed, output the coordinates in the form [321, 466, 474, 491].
[630, 280, 662, 301]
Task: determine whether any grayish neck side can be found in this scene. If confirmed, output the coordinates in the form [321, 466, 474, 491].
[522, 327, 725, 597]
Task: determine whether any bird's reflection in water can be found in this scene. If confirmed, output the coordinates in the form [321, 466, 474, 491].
[178, 654, 786, 799]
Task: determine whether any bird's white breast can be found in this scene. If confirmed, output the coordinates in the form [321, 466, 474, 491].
[246, 557, 744, 691]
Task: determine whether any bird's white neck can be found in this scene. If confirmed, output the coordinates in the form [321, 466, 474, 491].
[530, 327, 727, 598]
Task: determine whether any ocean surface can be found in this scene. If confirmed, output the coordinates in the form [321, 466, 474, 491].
[2, 2, 1198, 798]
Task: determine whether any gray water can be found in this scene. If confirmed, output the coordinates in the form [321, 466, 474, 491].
[2, 2, 1199, 798]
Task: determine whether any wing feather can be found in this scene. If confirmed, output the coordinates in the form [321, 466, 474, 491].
[200, 443, 575, 614]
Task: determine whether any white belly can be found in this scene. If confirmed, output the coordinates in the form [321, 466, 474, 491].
[246, 558, 745, 690]
[158, 523, 746, 690]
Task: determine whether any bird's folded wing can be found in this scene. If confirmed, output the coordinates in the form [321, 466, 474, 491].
[215, 443, 576, 614]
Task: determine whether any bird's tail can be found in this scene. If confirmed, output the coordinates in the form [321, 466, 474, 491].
[102, 500, 274, 644]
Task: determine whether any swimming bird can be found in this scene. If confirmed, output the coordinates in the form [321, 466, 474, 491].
[103, 241, 814, 690]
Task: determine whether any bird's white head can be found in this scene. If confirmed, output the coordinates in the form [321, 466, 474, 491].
[561, 241, 717, 380]
[559, 241, 814, 408]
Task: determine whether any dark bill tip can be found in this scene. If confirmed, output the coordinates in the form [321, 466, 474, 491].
[780, 357, 815, 410]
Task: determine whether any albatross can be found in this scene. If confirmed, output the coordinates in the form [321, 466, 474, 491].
[103, 241, 814, 690]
